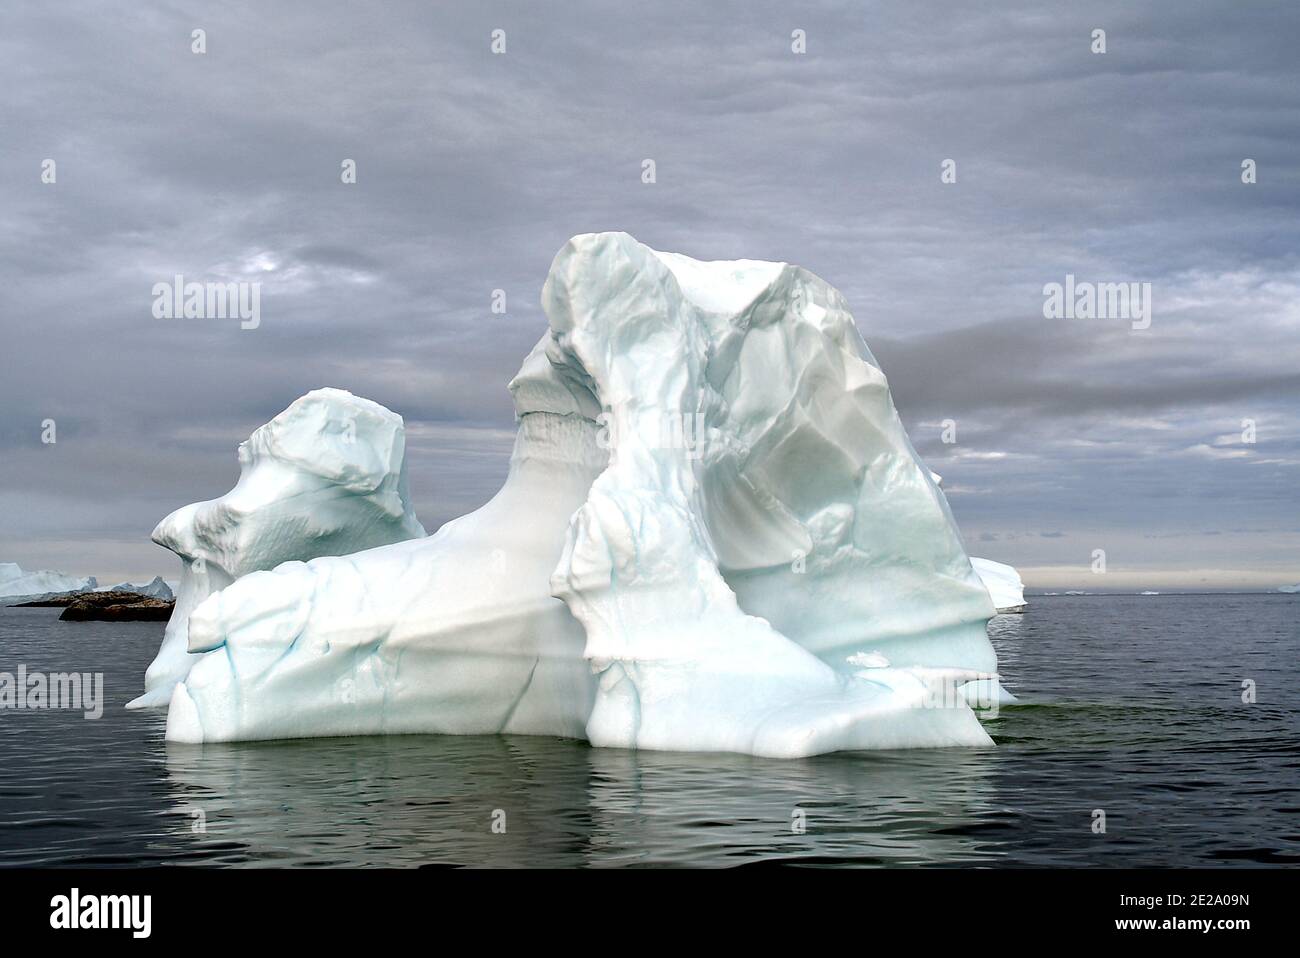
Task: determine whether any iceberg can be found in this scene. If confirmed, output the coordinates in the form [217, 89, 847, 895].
[99, 576, 175, 601]
[0, 562, 97, 606]
[126, 389, 426, 709]
[163, 233, 1005, 757]
[970, 558, 1027, 613]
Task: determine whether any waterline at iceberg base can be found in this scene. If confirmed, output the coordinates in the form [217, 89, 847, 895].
[154, 232, 1008, 757]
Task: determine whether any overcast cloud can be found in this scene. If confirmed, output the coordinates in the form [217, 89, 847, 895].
[1, 0, 1297, 589]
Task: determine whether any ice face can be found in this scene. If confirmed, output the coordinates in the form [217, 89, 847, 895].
[971, 558, 1028, 613]
[163, 233, 1003, 757]
[126, 389, 426, 709]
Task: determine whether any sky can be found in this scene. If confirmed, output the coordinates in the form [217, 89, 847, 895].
[1, 0, 1297, 590]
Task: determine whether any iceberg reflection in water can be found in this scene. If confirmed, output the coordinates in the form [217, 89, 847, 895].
[162, 734, 1002, 867]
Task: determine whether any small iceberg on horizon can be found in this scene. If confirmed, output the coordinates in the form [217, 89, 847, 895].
[0, 562, 97, 606]
[98, 577, 174, 601]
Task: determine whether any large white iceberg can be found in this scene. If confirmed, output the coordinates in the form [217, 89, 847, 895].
[163, 233, 1005, 757]
[0, 562, 97, 606]
[970, 558, 1027, 613]
[127, 389, 426, 709]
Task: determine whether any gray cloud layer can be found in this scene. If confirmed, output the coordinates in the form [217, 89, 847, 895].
[1, 0, 1297, 589]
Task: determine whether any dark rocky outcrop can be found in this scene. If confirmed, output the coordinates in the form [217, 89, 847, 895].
[54, 591, 175, 622]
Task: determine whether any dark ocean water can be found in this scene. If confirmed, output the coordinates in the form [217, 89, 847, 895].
[0, 595, 1296, 868]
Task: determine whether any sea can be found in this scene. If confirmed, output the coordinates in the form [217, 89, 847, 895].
[1, 594, 1296, 867]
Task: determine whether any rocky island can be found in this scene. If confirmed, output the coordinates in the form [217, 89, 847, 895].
[56, 590, 174, 622]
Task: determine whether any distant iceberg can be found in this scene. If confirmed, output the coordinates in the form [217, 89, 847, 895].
[160, 233, 1007, 757]
[0, 562, 97, 606]
[970, 558, 1027, 613]
[99, 577, 174, 601]
[126, 389, 426, 709]
[1278, 584, 1299, 594]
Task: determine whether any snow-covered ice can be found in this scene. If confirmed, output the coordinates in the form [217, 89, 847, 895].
[162, 233, 1005, 757]
[970, 557, 1028, 613]
[127, 389, 426, 709]
[0, 562, 97, 606]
